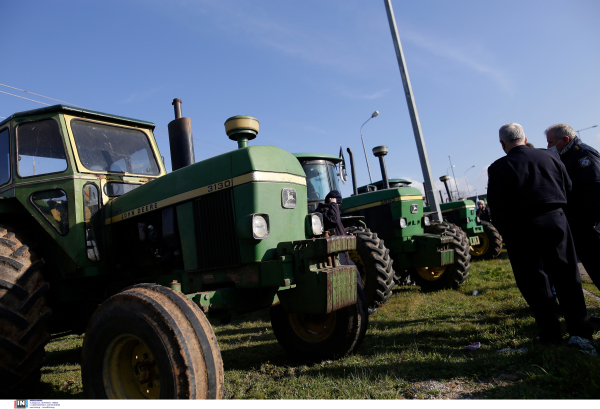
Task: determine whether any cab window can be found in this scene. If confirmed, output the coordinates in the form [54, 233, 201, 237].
[70, 120, 160, 175]
[31, 189, 69, 235]
[17, 119, 68, 177]
[0, 128, 10, 185]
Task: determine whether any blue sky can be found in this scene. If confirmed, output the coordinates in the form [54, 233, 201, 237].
[1, 0, 599, 199]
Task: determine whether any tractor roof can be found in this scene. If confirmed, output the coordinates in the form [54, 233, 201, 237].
[293, 152, 342, 164]
[0, 104, 155, 129]
[358, 179, 413, 190]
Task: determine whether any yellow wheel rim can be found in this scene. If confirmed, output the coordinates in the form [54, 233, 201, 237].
[415, 266, 446, 281]
[470, 232, 490, 257]
[348, 249, 366, 287]
[288, 312, 337, 343]
[102, 334, 161, 399]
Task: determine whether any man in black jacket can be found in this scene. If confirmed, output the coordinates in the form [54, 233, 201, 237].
[488, 123, 592, 343]
[545, 123, 600, 293]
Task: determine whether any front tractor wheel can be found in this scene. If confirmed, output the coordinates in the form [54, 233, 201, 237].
[346, 226, 395, 309]
[270, 285, 368, 361]
[81, 284, 224, 399]
[470, 221, 502, 260]
[411, 221, 471, 291]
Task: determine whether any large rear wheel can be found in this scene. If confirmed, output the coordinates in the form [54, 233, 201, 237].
[411, 221, 471, 291]
[270, 285, 368, 360]
[346, 226, 395, 309]
[81, 284, 224, 399]
[470, 221, 502, 260]
[0, 226, 49, 395]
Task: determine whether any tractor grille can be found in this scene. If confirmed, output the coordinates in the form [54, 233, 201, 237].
[194, 189, 241, 270]
[361, 204, 394, 239]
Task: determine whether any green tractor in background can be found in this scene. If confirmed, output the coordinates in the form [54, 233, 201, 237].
[294, 145, 471, 307]
[0, 101, 368, 398]
[425, 175, 502, 260]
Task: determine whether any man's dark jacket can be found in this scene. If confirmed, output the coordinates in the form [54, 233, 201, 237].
[487, 145, 572, 237]
[559, 136, 600, 218]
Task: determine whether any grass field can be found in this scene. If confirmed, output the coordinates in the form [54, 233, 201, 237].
[28, 251, 600, 399]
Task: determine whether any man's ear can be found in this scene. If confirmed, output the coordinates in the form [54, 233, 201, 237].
[500, 140, 506, 152]
[524, 137, 528, 144]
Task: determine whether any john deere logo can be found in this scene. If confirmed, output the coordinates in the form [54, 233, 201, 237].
[281, 188, 296, 209]
[410, 204, 418, 214]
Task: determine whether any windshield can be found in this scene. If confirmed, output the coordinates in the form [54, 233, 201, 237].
[302, 163, 341, 201]
[71, 120, 160, 175]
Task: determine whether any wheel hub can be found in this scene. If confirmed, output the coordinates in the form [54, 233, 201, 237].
[415, 266, 446, 281]
[103, 334, 161, 399]
[288, 312, 337, 343]
[470, 232, 490, 256]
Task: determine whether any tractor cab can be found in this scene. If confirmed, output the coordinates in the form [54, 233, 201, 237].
[293, 153, 343, 212]
[357, 178, 413, 194]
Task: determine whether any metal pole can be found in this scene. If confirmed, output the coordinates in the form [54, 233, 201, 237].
[448, 156, 460, 199]
[360, 117, 375, 183]
[383, 0, 442, 221]
[464, 165, 475, 198]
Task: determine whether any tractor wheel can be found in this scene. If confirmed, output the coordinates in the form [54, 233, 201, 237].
[270, 284, 368, 361]
[0, 226, 50, 395]
[81, 284, 224, 399]
[346, 226, 395, 308]
[411, 221, 471, 291]
[470, 221, 502, 260]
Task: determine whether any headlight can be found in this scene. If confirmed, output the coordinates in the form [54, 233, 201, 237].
[476, 216, 481, 223]
[465, 217, 471, 223]
[423, 216, 431, 226]
[399, 218, 407, 229]
[310, 213, 324, 235]
[252, 215, 269, 238]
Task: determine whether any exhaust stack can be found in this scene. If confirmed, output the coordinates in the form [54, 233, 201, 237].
[167, 98, 195, 171]
[224, 115, 259, 149]
[346, 148, 358, 196]
[372, 146, 390, 190]
[439, 175, 453, 202]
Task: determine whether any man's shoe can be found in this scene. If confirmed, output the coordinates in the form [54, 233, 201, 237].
[367, 308, 378, 316]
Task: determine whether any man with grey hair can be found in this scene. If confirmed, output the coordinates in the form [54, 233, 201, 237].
[488, 123, 593, 344]
[546, 123, 600, 297]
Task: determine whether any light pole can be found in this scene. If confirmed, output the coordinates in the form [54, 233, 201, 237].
[464, 165, 475, 198]
[576, 125, 598, 137]
[448, 156, 460, 200]
[360, 111, 379, 184]
[446, 165, 455, 176]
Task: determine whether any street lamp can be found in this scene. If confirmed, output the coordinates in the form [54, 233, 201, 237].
[448, 156, 460, 200]
[464, 165, 475, 198]
[360, 111, 379, 184]
[576, 125, 598, 137]
[446, 165, 455, 175]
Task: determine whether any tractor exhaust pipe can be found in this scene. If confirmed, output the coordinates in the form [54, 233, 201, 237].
[167, 98, 195, 171]
[439, 175, 453, 202]
[373, 146, 390, 190]
[346, 148, 358, 196]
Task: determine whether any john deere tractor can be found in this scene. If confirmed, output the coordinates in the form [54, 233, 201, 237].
[0, 101, 367, 399]
[426, 175, 502, 260]
[294, 145, 471, 304]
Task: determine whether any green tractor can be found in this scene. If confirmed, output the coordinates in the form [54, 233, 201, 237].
[294, 145, 471, 305]
[425, 175, 502, 260]
[0, 102, 368, 398]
